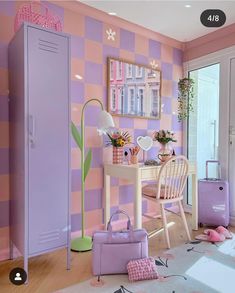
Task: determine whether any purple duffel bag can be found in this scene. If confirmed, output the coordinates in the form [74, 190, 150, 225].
[92, 209, 148, 276]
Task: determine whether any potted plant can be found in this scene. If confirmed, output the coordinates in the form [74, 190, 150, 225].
[178, 77, 195, 121]
[106, 130, 131, 164]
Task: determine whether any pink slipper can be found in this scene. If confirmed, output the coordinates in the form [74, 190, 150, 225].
[195, 229, 225, 242]
[215, 226, 233, 239]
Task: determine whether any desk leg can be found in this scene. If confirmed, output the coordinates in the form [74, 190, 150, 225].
[192, 172, 198, 230]
[134, 169, 142, 229]
[104, 173, 111, 227]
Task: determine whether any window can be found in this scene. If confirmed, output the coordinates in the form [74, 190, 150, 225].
[116, 61, 123, 80]
[110, 61, 114, 80]
[128, 88, 135, 113]
[138, 88, 144, 115]
[126, 64, 133, 78]
[121, 88, 124, 113]
[151, 89, 158, 116]
[188, 64, 220, 205]
[148, 68, 156, 78]
[118, 87, 123, 111]
[136, 66, 143, 78]
[111, 88, 116, 111]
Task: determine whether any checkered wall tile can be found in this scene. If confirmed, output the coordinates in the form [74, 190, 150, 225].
[0, 0, 183, 261]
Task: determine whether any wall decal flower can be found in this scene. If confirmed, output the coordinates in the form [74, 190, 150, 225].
[150, 59, 158, 69]
[106, 28, 116, 41]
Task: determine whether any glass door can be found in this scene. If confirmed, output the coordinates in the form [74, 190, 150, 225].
[229, 58, 235, 222]
[187, 64, 220, 205]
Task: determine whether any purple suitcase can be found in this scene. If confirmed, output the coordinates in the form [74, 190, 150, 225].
[92, 210, 148, 276]
[198, 160, 229, 227]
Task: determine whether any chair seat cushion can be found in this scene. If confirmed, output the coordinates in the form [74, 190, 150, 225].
[142, 184, 158, 198]
[142, 184, 178, 199]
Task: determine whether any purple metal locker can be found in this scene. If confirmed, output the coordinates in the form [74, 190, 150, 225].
[9, 22, 26, 259]
[27, 26, 70, 255]
[9, 23, 71, 281]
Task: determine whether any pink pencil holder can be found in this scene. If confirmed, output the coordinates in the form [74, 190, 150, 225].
[130, 155, 138, 164]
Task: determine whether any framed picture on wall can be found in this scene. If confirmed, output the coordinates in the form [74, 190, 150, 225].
[107, 57, 161, 119]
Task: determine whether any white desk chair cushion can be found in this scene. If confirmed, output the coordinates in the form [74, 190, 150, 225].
[142, 155, 191, 248]
[142, 184, 180, 200]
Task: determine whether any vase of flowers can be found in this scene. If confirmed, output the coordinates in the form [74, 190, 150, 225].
[153, 130, 177, 163]
[158, 143, 173, 163]
[106, 130, 131, 164]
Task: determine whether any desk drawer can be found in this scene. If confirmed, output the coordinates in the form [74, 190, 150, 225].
[141, 168, 158, 180]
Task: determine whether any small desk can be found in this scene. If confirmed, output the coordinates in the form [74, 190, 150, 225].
[104, 162, 198, 230]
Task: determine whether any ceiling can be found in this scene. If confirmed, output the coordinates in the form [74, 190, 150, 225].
[80, 0, 235, 42]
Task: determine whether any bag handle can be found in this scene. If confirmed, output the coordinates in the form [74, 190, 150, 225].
[107, 209, 131, 231]
[206, 160, 221, 179]
[29, 1, 49, 15]
[107, 225, 134, 243]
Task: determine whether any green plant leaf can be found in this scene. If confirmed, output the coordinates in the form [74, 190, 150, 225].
[71, 122, 82, 151]
[84, 148, 92, 180]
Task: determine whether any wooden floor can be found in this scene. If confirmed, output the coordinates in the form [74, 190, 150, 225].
[1, 213, 234, 293]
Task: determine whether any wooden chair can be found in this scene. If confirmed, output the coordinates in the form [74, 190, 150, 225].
[142, 155, 191, 248]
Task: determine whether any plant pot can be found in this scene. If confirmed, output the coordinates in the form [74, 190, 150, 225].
[113, 147, 124, 164]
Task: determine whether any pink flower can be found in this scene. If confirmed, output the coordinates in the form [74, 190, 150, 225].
[112, 133, 119, 139]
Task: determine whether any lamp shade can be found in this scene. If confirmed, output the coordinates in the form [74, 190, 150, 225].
[97, 110, 115, 135]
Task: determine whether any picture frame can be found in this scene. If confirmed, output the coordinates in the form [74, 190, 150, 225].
[107, 57, 161, 120]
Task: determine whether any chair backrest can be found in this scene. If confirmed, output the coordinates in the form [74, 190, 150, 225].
[156, 155, 189, 200]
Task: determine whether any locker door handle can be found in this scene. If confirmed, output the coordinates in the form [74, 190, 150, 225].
[29, 115, 35, 147]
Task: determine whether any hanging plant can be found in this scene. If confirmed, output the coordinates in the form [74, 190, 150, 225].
[177, 77, 195, 121]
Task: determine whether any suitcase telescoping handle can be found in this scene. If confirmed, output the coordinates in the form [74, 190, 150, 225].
[206, 160, 221, 180]
[107, 209, 131, 230]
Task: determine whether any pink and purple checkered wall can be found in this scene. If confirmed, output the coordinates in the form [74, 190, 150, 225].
[0, 0, 183, 261]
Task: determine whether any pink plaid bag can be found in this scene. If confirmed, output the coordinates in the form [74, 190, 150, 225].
[127, 257, 159, 282]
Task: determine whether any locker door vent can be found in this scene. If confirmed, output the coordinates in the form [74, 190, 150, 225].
[38, 38, 58, 54]
[38, 229, 60, 244]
